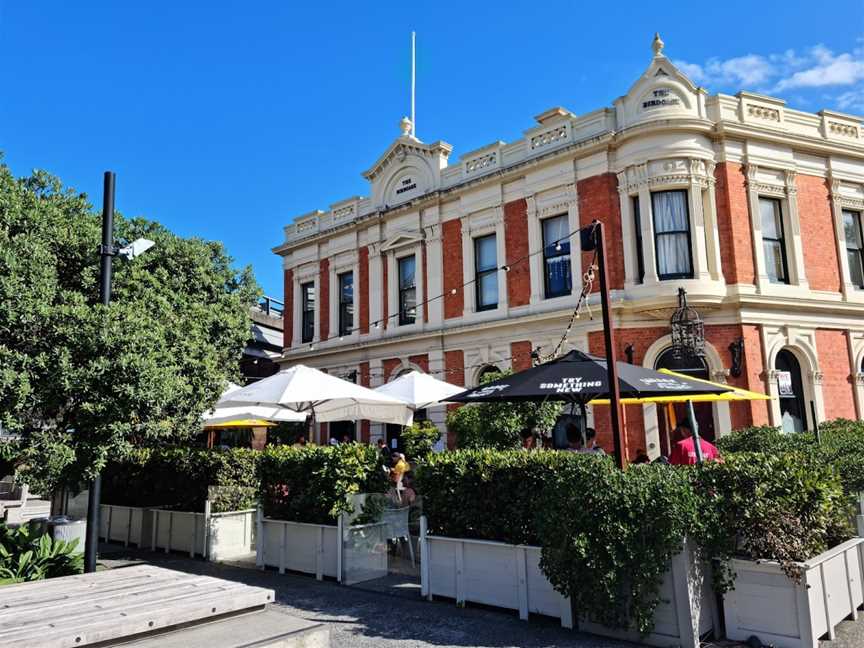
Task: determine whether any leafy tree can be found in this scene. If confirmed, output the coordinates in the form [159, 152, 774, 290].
[401, 420, 441, 460]
[445, 370, 560, 449]
[0, 160, 258, 492]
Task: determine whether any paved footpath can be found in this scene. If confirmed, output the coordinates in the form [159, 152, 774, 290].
[99, 549, 863, 648]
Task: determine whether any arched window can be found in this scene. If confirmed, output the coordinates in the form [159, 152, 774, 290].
[654, 348, 709, 379]
[776, 349, 806, 433]
[477, 365, 500, 385]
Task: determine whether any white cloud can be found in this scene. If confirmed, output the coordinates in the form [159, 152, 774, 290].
[674, 41, 864, 95]
[837, 88, 864, 113]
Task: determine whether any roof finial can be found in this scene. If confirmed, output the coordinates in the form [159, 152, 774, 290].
[652, 32, 665, 58]
[400, 116, 414, 138]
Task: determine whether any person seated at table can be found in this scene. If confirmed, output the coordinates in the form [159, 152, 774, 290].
[577, 427, 605, 455]
[520, 429, 538, 450]
[668, 423, 722, 465]
[564, 423, 582, 452]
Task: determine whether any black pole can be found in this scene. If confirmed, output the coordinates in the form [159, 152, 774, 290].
[84, 171, 115, 573]
[594, 221, 626, 469]
[810, 400, 821, 444]
[686, 400, 705, 463]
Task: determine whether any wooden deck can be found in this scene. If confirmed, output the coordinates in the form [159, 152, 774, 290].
[0, 565, 276, 648]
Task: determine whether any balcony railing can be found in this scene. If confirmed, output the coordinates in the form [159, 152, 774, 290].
[255, 296, 284, 319]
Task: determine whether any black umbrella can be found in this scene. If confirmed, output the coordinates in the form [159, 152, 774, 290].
[449, 350, 731, 404]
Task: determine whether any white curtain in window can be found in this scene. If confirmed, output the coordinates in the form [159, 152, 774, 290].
[652, 191, 691, 277]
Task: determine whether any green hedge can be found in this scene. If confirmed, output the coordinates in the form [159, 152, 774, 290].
[258, 443, 388, 524]
[717, 419, 864, 494]
[415, 449, 582, 545]
[415, 447, 855, 635]
[102, 447, 259, 513]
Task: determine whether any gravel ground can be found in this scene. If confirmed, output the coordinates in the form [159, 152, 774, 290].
[98, 546, 864, 648]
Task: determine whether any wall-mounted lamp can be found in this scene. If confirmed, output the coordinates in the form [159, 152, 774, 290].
[728, 336, 744, 377]
[530, 346, 541, 366]
[624, 343, 635, 365]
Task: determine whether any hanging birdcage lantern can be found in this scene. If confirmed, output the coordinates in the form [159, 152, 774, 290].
[670, 287, 705, 360]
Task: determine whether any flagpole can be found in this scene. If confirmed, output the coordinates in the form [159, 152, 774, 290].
[594, 221, 626, 469]
[411, 31, 416, 138]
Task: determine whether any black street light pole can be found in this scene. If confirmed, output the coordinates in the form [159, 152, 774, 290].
[594, 220, 626, 470]
[84, 171, 116, 573]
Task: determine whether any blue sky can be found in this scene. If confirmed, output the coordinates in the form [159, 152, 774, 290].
[2, 2, 862, 297]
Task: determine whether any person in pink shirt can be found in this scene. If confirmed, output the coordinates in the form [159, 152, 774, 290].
[668, 423, 722, 465]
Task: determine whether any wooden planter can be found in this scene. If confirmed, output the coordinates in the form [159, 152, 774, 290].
[418, 517, 715, 648]
[724, 537, 864, 648]
[255, 514, 340, 580]
[99, 504, 255, 562]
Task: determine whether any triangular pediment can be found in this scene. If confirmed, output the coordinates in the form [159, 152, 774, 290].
[381, 232, 423, 252]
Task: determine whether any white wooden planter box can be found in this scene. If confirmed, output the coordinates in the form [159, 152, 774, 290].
[99, 504, 255, 562]
[99, 504, 150, 547]
[579, 540, 717, 648]
[256, 515, 340, 580]
[724, 537, 864, 648]
[419, 518, 715, 648]
[208, 509, 256, 562]
[419, 518, 572, 628]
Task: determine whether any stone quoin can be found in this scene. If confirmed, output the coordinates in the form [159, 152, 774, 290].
[272, 34, 864, 457]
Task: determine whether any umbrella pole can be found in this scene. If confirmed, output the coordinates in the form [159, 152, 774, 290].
[685, 400, 705, 463]
[595, 221, 626, 469]
[579, 401, 587, 449]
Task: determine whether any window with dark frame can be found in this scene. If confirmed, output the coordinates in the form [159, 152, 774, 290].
[474, 234, 498, 311]
[651, 190, 693, 280]
[338, 271, 354, 337]
[843, 210, 864, 289]
[633, 196, 645, 284]
[541, 214, 571, 298]
[398, 255, 416, 326]
[759, 197, 789, 284]
[301, 281, 315, 343]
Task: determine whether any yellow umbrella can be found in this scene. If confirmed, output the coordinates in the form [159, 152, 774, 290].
[589, 369, 773, 405]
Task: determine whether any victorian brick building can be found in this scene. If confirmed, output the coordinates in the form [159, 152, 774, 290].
[273, 35, 864, 459]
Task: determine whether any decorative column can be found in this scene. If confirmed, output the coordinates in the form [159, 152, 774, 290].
[785, 171, 809, 290]
[617, 171, 637, 289]
[703, 162, 724, 282]
[687, 160, 712, 281]
[423, 223, 444, 325]
[745, 164, 770, 293]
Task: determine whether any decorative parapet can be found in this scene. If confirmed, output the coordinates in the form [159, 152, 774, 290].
[821, 110, 862, 143]
[530, 124, 568, 150]
[461, 141, 504, 178]
[738, 92, 785, 128]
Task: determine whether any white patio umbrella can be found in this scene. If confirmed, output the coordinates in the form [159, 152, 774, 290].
[218, 365, 414, 426]
[374, 371, 464, 410]
[202, 382, 307, 425]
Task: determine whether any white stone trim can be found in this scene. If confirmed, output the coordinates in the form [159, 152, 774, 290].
[746, 164, 810, 294]
[761, 325, 823, 428]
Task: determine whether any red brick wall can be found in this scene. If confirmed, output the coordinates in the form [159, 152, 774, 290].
[358, 246, 370, 334]
[797, 174, 842, 293]
[504, 199, 531, 307]
[318, 258, 330, 340]
[359, 361, 371, 442]
[705, 324, 769, 429]
[442, 219, 464, 319]
[510, 340, 533, 371]
[816, 329, 856, 420]
[578, 174, 624, 290]
[714, 163, 756, 285]
[283, 269, 293, 349]
[381, 254, 389, 330]
[409, 354, 430, 373]
[588, 328, 667, 459]
[382, 358, 402, 383]
[444, 350, 465, 449]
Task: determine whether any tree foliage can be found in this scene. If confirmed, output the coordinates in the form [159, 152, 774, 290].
[0, 161, 258, 492]
[445, 370, 561, 449]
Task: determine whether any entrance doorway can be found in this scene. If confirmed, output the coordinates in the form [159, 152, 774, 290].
[654, 348, 715, 445]
[776, 349, 806, 433]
